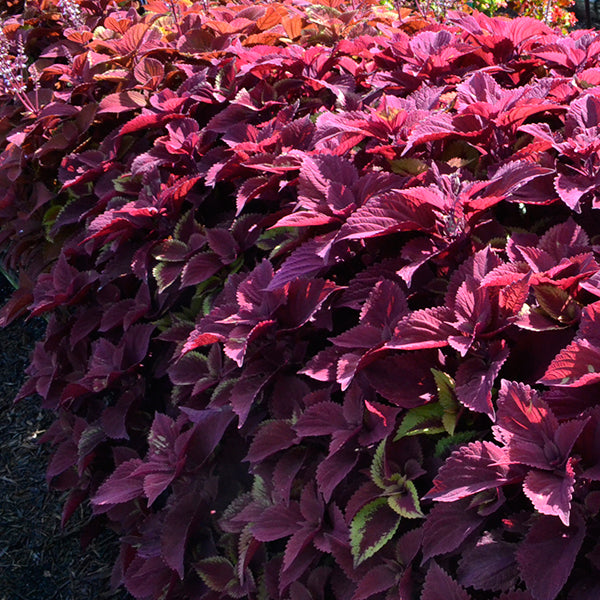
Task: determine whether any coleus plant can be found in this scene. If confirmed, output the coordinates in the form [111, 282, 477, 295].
[4, 1, 600, 600]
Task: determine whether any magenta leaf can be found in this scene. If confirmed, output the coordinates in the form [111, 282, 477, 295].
[425, 441, 525, 502]
[455, 342, 509, 418]
[539, 338, 600, 387]
[316, 444, 359, 502]
[252, 504, 301, 542]
[522, 465, 575, 526]
[387, 306, 457, 351]
[364, 353, 436, 408]
[493, 381, 559, 468]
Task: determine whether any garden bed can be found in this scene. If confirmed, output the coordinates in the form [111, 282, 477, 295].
[0, 278, 131, 600]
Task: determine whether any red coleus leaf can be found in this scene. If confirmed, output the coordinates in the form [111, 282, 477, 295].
[539, 338, 600, 387]
[492, 381, 559, 466]
[294, 401, 347, 437]
[278, 277, 339, 330]
[455, 341, 509, 418]
[316, 443, 359, 503]
[359, 279, 409, 329]
[179, 407, 235, 467]
[334, 189, 434, 243]
[123, 555, 176, 600]
[133, 57, 165, 88]
[494, 381, 587, 466]
[363, 353, 436, 408]
[252, 504, 301, 542]
[268, 234, 334, 290]
[523, 462, 575, 526]
[181, 252, 223, 287]
[387, 306, 457, 351]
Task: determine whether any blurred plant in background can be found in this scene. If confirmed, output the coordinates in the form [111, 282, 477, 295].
[507, 0, 576, 27]
[380, 0, 576, 29]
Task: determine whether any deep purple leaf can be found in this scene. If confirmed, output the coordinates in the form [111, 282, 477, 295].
[316, 444, 359, 503]
[457, 534, 518, 591]
[455, 343, 509, 418]
[92, 459, 144, 507]
[195, 557, 235, 592]
[246, 420, 299, 463]
[517, 510, 585, 600]
[420, 562, 471, 600]
[426, 441, 525, 501]
[161, 492, 201, 578]
[364, 353, 436, 408]
[421, 500, 484, 562]
[252, 504, 301, 541]
[351, 564, 398, 600]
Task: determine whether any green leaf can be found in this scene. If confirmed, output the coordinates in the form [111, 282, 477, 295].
[152, 262, 178, 293]
[370, 439, 386, 489]
[256, 226, 300, 259]
[195, 557, 235, 592]
[251, 474, 270, 506]
[394, 403, 445, 440]
[431, 369, 456, 411]
[387, 480, 423, 519]
[432, 369, 459, 435]
[534, 283, 579, 324]
[434, 431, 479, 458]
[389, 157, 427, 175]
[442, 412, 458, 436]
[42, 204, 63, 241]
[113, 174, 136, 193]
[151, 238, 188, 261]
[350, 498, 401, 567]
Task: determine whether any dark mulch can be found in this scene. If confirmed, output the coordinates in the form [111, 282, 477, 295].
[0, 277, 132, 600]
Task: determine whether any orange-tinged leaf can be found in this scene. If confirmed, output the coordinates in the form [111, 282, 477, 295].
[134, 57, 165, 87]
[206, 20, 237, 35]
[64, 30, 93, 44]
[256, 6, 281, 31]
[118, 23, 153, 54]
[282, 16, 303, 39]
[104, 16, 132, 34]
[242, 32, 281, 47]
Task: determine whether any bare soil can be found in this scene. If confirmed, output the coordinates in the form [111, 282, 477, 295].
[0, 278, 132, 600]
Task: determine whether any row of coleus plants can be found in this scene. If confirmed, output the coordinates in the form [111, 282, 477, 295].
[3, 0, 600, 598]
